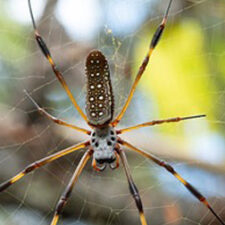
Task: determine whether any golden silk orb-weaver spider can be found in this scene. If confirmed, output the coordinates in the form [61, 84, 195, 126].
[0, 0, 224, 225]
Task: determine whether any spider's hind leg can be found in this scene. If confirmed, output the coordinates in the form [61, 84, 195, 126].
[28, 0, 88, 123]
[112, 0, 173, 127]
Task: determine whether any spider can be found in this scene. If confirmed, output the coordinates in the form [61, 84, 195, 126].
[0, 0, 224, 225]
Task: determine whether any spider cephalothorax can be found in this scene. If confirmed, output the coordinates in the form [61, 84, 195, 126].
[90, 126, 118, 171]
[0, 1, 224, 225]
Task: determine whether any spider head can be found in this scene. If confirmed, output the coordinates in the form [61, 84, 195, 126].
[91, 126, 118, 170]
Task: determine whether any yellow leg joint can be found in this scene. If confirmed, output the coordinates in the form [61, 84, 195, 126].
[174, 173, 187, 185]
[140, 211, 148, 225]
[50, 214, 59, 225]
[148, 48, 154, 57]
[47, 55, 54, 66]
[11, 172, 25, 184]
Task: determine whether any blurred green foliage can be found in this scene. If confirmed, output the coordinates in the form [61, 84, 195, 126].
[0, 1, 29, 103]
[0, 4, 28, 63]
[135, 19, 225, 135]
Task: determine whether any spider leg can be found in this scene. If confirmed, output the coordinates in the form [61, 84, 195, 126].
[117, 149, 148, 225]
[28, 0, 88, 124]
[24, 90, 91, 135]
[117, 114, 205, 134]
[50, 149, 93, 225]
[0, 141, 89, 193]
[119, 139, 225, 225]
[111, 0, 173, 127]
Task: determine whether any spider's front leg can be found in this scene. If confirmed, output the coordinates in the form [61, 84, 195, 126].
[117, 148, 148, 225]
[0, 141, 89, 193]
[50, 149, 93, 225]
[119, 138, 225, 225]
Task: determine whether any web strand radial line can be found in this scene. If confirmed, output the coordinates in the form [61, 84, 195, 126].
[111, 0, 173, 127]
[28, 0, 89, 124]
[119, 139, 225, 225]
[0, 141, 89, 193]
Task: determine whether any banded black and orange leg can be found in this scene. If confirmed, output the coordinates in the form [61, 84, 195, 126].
[24, 90, 91, 135]
[51, 149, 93, 225]
[119, 139, 225, 225]
[117, 114, 205, 134]
[111, 0, 173, 127]
[0, 141, 90, 193]
[118, 149, 148, 225]
[28, 0, 88, 123]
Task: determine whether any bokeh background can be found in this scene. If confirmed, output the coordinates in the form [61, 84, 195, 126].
[0, 0, 224, 224]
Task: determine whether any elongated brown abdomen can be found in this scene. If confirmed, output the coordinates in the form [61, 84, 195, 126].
[85, 50, 114, 126]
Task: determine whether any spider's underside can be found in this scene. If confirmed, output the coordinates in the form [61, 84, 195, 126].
[0, 0, 224, 225]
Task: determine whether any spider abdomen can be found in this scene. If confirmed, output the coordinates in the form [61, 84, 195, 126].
[85, 50, 114, 126]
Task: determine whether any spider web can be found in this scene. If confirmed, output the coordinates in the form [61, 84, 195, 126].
[0, 0, 224, 225]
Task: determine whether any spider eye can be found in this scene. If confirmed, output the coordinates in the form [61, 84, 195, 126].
[95, 142, 99, 147]
[85, 50, 114, 126]
[111, 137, 115, 141]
